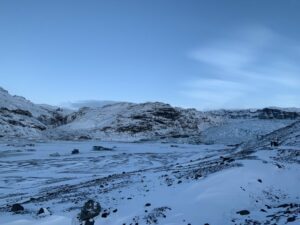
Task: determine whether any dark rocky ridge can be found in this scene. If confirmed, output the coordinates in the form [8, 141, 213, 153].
[258, 108, 300, 119]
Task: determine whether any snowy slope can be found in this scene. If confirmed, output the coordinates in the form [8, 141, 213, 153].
[0, 87, 69, 139]
[198, 108, 300, 145]
[45, 102, 218, 142]
[241, 120, 300, 151]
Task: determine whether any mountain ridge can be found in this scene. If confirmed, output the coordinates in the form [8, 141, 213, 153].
[1, 86, 299, 144]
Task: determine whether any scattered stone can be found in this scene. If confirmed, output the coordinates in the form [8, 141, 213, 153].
[287, 216, 296, 222]
[92, 146, 113, 151]
[38, 208, 45, 215]
[112, 209, 118, 213]
[79, 200, 101, 221]
[270, 141, 279, 147]
[236, 210, 250, 215]
[275, 163, 283, 169]
[145, 203, 151, 207]
[170, 145, 178, 148]
[220, 156, 235, 163]
[101, 212, 109, 218]
[72, 149, 80, 154]
[257, 179, 262, 183]
[85, 219, 95, 225]
[144, 207, 171, 224]
[278, 203, 289, 208]
[37, 207, 51, 216]
[11, 203, 24, 212]
[194, 174, 202, 179]
[78, 135, 91, 140]
[265, 205, 271, 209]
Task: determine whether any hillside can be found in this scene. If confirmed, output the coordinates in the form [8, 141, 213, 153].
[0, 87, 69, 139]
[0, 86, 300, 145]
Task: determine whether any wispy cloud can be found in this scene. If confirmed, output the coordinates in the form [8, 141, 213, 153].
[182, 26, 300, 109]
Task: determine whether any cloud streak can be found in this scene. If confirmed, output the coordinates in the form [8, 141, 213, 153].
[183, 26, 300, 109]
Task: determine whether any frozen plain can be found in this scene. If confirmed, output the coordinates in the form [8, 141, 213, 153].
[0, 141, 299, 225]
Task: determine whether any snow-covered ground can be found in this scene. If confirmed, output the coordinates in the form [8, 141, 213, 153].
[0, 86, 299, 224]
[1, 141, 299, 225]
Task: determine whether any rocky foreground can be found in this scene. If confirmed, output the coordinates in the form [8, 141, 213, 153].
[0, 140, 299, 225]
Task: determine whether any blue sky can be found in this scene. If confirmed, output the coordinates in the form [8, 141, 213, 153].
[1, 0, 300, 110]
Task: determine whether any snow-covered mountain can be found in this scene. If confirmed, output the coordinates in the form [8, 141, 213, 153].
[45, 102, 218, 141]
[0, 87, 69, 139]
[198, 108, 299, 145]
[0, 86, 299, 144]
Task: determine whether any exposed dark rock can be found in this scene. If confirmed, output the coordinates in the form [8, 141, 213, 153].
[277, 203, 290, 208]
[92, 146, 113, 151]
[220, 156, 235, 163]
[11, 203, 24, 212]
[72, 149, 80, 154]
[79, 200, 101, 221]
[287, 216, 296, 222]
[144, 206, 171, 224]
[84, 219, 95, 225]
[236, 210, 250, 215]
[37, 208, 45, 215]
[151, 107, 181, 120]
[258, 108, 300, 120]
[271, 140, 279, 147]
[37, 207, 51, 216]
[78, 135, 91, 140]
[11, 109, 32, 117]
[101, 212, 109, 218]
[265, 205, 271, 209]
[116, 123, 153, 134]
[7, 120, 25, 127]
[37, 112, 67, 127]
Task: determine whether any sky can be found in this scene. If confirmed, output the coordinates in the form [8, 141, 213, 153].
[1, 0, 300, 110]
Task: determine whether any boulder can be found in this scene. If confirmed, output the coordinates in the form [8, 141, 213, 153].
[37, 207, 51, 216]
[79, 200, 101, 221]
[72, 149, 80, 154]
[84, 219, 95, 225]
[236, 210, 250, 215]
[11, 203, 24, 212]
